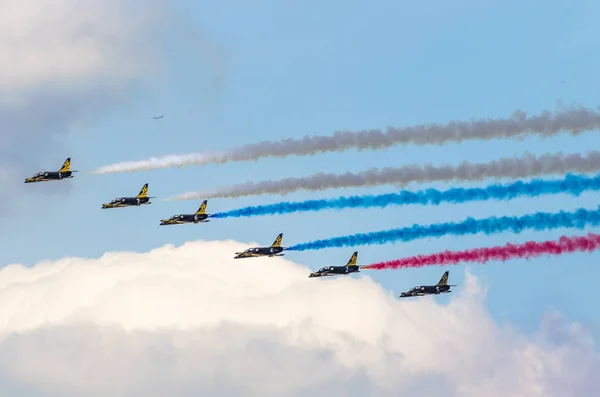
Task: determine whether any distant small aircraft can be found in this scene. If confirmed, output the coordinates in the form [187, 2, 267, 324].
[24, 157, 77, 183]
[308, 251, 362, 278]
[151, 114, 164, 120]
[399, 271, 456, 298]
[234, 233, 285, 259]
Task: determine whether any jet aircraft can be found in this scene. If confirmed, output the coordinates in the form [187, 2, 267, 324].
[24, 158, 77, 183]
[399, 271, 456, 298]
[234, 233, 285, 259]
[160, 200, 210, 225]
[308, 252, 361, 278]
[102, 183, 154, 209]
[152, 114, 164, 120]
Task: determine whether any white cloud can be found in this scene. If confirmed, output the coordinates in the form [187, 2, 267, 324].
[0, 239, 597, 396]
[0, 0, 167, 93]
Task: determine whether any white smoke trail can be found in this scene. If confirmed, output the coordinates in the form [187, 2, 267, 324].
[165, 150, 600, 200]
[94, 105, 600, 174]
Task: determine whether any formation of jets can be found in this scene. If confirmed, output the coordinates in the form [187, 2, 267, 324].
[25, 157, 457, 297]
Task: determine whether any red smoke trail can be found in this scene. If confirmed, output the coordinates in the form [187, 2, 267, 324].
[362, 233, 600, 270]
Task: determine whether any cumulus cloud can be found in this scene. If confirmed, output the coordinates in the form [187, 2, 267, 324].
[0, 0, 166, 93]
[0, 239, 597, 396]
[0, 0, 169, 213]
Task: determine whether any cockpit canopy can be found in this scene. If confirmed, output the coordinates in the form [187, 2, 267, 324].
[111, 198, 123, 203]
[409, 286, 421, 292]
[171, 215, 183, 219]
[34, 172, 44, 177]
[244, 248, 259, 253]
[317, 266, 333, 273]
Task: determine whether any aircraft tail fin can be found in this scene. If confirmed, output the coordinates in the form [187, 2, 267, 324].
[437, 271, 449, 286]
[58, 158, 71, 172]
[346, 251, 358, 267]
[271, 233, 283, 247]
[137, 183, 149, 198]
[195, 200, 207, 215]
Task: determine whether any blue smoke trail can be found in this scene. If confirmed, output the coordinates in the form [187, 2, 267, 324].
[210, 173, 600, 219]
[285, 206, 600, 251]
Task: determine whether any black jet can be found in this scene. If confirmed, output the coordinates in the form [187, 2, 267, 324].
[399, 271, 456, 298]
[308, 251, 362, 278]
[160, 200, 210, 225]
[152, 114, 164, 120]
[24, 157, 77, 183]
[234, 233, 285, 259]
[102, 183, 154, 209]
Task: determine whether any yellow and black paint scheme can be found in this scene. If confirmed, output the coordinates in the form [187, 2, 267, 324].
[234, 233, 285, 259]
[160, 200, 210, 225]
[308, 251, 361, 278]
[24, 158, 77, 183]
[399, 271, 456, 298]
[102, 183, 154, 209]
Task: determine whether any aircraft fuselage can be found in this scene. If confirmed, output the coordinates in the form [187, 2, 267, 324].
[160, 213, 209, 225]
[25, 171, 74, 183]
[309, 265, 360, 277]
[400, 284, 451, 297]
[234, 246, 285, 259]
[102, 196, 151, 209]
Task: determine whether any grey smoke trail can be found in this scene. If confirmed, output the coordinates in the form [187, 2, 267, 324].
[94, 105, 600, 173]
[166, 150, 600, 200]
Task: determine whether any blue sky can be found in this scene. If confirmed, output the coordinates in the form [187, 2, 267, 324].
[2, 0, 599, 334]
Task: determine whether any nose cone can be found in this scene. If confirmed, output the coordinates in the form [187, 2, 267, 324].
[24, 178, 32, 183]
[309, 272, 319, 278]
[102, 203, 111, 209]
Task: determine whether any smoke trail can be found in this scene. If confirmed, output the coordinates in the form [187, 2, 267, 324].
[285, 206, 600, 251]
[210, 173, 600, 218]
[362, 233, 600, 270]
[93, 105, 600, 174]
[168, 150, 600, 200]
